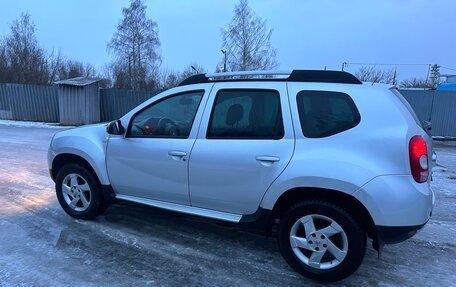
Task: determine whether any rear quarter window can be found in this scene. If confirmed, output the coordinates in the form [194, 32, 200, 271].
[297, 91, 360, 138]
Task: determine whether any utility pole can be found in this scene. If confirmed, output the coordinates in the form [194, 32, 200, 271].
[424, 64, 431, 90]
[221, 49, 227, 72]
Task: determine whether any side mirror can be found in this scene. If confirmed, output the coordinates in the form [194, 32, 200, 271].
[107, 120, 125, 135]
[423, 121, 432, 131]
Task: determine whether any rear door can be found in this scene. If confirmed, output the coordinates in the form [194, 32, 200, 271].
[188, 82, 295, 214]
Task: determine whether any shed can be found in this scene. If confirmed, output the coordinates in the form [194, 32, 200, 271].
[437, 82, 456, 91]
[55, 77, 102, 125]
[437, 74, 456, 91]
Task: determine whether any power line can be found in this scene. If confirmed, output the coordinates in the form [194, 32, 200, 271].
[440, 66, 456, 72]
[345, 62, 430, 67]
[345, 62, 456, 72]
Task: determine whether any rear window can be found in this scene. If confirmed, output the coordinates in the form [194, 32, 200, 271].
[297, 91, 360, 138]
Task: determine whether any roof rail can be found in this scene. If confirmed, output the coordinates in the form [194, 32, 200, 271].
[178, 69, 362, 86]
[206, 70, 291, 78]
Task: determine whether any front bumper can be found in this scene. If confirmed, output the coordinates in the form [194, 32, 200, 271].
[49, 168, 55, 181]
[47, 147, 56, 180]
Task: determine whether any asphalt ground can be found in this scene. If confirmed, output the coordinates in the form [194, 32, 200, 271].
[0, 124, 455, 286]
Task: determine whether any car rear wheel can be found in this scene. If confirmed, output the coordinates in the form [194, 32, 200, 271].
[55, 164, 106, 220]
[278, 200, 366, 282]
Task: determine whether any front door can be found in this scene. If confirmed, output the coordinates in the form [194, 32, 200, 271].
[106, 90, 206, 205]
[189, 82, 295, 214]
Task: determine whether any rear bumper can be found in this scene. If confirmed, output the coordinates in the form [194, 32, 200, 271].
[375, 223, 426, 244]
[353, 175, 434, 227]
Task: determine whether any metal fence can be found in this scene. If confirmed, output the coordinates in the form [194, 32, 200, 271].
[0, 83, 59, 122]
[399, 90, 456, 137]
[1, 82, 456, 137]
[100, 88, 159, 122]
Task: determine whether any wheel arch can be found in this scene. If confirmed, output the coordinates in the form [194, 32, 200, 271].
[269, 187, 376, 239]
[52, 153, 102, 186]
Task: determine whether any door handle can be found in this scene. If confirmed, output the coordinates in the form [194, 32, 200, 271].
[256, 156, 280, 163]
[168, 151, 187, 157]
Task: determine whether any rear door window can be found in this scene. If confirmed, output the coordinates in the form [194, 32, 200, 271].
[207, 89, 284, 139]
[297, 91, 360, 138]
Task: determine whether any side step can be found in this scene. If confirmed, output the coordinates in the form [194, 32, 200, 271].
[115, 194, 242, 223]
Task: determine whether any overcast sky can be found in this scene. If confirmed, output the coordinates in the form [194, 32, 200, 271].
[1, 0, 455, 80]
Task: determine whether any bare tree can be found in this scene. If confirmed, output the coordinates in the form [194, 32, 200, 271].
[158, 64, 207, 90]
[399, 77, 434, 89]
[158, 69, 180, 90]
[59, 60, 95, 79]
[1, 13, 49, 84]
[220, 0, 278, 72]
[108, 61, 131, 89]
[0, 41, 7, 82]
[0, 13, 101, 85]
[107, 0, 161, 90]
[96, 64, 113, 88]
[180, 63, 206, 78]
[46, 49, 96, 82]
[47, 49, 64, 83]
[354, 66, 397, 84]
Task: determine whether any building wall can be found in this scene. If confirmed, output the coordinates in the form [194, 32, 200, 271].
[57, 82, 100, 125]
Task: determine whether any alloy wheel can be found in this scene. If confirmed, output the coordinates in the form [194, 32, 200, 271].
[289, 214, 348, 270]
[61, 173, 92, 212]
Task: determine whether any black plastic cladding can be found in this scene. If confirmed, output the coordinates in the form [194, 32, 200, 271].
[178, 70, 363, 86]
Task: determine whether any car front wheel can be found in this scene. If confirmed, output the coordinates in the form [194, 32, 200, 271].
[55, 163, 106, 220]
[278, 200, 366, 282]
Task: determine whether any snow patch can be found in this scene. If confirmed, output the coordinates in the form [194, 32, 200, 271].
[0, 120, 71, 129]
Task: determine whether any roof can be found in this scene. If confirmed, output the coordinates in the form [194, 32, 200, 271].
[441, 75, 456, 83]
[54, 77, 102, 86]
[178, 70, 362, 86]
[437, 82, 456, 91]
[362, 82, 395, 89]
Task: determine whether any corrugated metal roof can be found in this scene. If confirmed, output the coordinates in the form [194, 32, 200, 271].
[437, 83, 456, 91]
[55, 77, 102, 86]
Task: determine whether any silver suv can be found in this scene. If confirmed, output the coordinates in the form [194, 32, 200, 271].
[48, 70, 434, 281]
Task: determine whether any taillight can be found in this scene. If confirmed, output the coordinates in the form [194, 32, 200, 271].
[409, 136, 428, 183]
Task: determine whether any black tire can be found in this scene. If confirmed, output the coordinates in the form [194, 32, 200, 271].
[278, 200, 366, 282]
[55, 163, 106, 220]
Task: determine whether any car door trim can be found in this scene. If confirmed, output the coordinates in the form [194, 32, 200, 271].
[115, 194, 242, 223]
